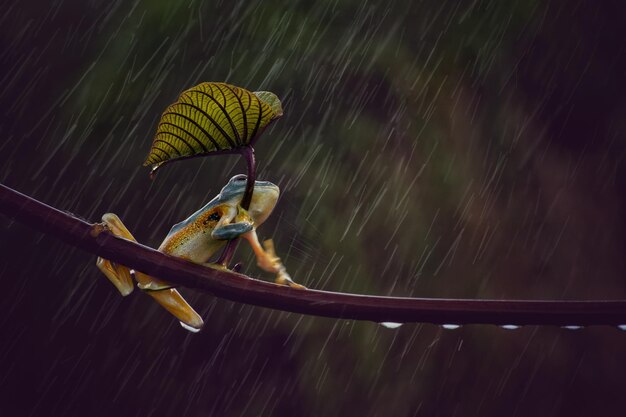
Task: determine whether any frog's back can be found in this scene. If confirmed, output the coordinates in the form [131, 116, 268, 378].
[158, 197, 225, 263]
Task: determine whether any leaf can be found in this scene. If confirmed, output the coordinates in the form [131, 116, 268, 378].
[253, 91, 283, 117]
[143, 82, 283, 168]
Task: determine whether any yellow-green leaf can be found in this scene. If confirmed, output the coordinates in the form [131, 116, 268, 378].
[254, 91, 283, 117]
[143, 82, 283, 168]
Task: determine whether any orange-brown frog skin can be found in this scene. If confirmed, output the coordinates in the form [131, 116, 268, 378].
[96, 174, 304, 333]
[158, 174, 278, 262]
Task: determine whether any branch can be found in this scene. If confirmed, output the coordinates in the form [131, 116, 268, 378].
[1, 182, 625, 327]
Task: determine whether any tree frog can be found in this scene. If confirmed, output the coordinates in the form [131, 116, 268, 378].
[96, 174, 305, 332]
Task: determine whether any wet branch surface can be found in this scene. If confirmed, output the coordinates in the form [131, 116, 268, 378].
[1, 182, 625, 327]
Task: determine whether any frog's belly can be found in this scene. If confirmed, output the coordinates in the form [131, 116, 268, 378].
[158, 231, 226, 264]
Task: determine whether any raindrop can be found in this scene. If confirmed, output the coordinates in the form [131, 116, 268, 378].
[179, 322, 201, 333]
[149, 165, 160, 180]
[562, 325, 583, 330]
[380, 322, 403, 329]
[500, 324, 520, 330]
[618, 325, 626, 331]
[441, 324, 460, 330]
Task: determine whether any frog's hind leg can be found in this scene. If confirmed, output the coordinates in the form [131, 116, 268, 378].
[241, 230, 306, 289]
[96, 214, 137, 296]
[96, 213, 204, 332]
[133, 271, 204, 332]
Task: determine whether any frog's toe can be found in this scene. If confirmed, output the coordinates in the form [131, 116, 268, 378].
[287, 281, 307, 290]
[146, 288, 204, 332]
[211, 222, 253, 240]
[96, 257, 134, 296]
[179, 321, 202, 333]
[257, 256, 280, 272]
[275, 271, 307, 289]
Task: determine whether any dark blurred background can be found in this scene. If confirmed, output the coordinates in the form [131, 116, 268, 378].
[1, 0, 625, 416]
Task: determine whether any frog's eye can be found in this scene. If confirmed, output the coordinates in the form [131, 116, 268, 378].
[233, 175, 247, 183]
[204, 212, 221, 225]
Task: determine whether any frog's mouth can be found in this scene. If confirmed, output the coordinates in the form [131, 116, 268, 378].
[247, 181, 279, 225]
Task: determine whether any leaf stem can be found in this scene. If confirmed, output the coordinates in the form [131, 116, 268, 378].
[215, 146, 256, 266]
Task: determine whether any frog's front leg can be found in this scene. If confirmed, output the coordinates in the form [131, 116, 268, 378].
[96, 213, 204, 332]
[211, 205, 254, 240]
[241, 229, 306, 289]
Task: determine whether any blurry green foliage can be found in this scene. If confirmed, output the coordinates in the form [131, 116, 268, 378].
[1, 0, 625, 416]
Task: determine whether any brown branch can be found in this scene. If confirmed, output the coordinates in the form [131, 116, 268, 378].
[1, 182, 625, 327]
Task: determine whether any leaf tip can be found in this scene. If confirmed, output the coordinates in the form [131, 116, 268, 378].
[254, 91, 283, 119]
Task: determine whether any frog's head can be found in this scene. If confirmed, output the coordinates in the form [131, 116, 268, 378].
[220, 174, 280, 225]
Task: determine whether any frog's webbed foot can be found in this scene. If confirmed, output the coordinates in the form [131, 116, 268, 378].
[275, 266, 306, 290]
[95, 214, 137, 296]
[263, 240, 307, 290]
[137, 277, 204, 332]
[96, 257, 134, 296]
[241, 230, 306, 289]
[95, 213, 204, 332]
[211, 205, 254, 240]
